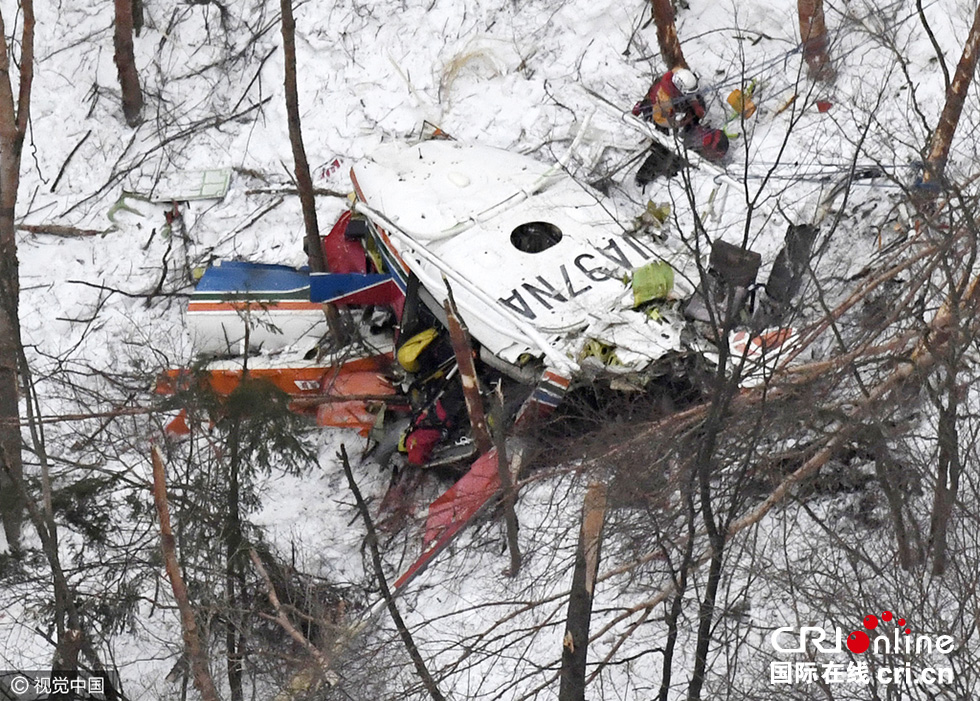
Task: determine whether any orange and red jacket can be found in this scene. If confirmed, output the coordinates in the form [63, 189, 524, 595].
[633, 71, 706, 128]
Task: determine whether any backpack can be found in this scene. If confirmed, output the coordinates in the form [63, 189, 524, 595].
[685, 125, 729, 161]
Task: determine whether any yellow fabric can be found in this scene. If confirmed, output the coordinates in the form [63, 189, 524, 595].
[362, 234, 385, 275]
[650, 84, 675, 128]
[727, 89, 757, 118]
[397, 328, 439, 372]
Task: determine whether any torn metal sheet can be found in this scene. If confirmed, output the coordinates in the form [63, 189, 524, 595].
[150, 168, 232, 203]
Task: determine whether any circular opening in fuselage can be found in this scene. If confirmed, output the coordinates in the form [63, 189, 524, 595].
[510, 221, 563, 253]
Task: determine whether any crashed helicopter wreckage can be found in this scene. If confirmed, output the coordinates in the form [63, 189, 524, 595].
[345, 134, 803, 400]
[348, 137, 707, 407]
[157, 129, 802, 590]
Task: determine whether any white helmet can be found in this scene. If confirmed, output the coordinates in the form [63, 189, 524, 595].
[672, 68, 699, 94]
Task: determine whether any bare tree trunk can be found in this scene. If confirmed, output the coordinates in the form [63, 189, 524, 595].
[0, 344, 20, 548]
[798, 0, 834, 81]
[559, 483, 607, 701]
[280, 0, 324, 273]
[686, 540, 724, 701]
[11, 429, 84, 670]
[225, 416, 245, 701]
[113, 0, 143, 127]
[443, 290, 492, 455]
[8, 299, 110, 675]
[924, 0, 980, 185]
[151, 446, 222, 701]
[0, 2, 34, 551]
[650, 0, 686, 70]
[687, 338, 737, 701]
[873, 441, 921, 570]
[280, 0, 348, 347]
[132, 0, 144, 36]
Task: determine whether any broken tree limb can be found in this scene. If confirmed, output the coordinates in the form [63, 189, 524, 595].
[17, 223, 105, 237]
[150, 445, 221, 701]
[250, 548, 339, 692]
[443, 283, 493, 455]
[340, 445, 448, 701]
[923, 0, 980, 185]
[250, 549, 326, 662]
[559, 483, 607, 701]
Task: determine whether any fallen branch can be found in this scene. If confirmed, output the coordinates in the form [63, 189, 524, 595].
[340, 445, 448, 701]
[18, 223, 105, 237]
[231, 196, 283, 237]
[50, 129, 92, 193]
[250, 548, 337, 686]
[232, 46, 277, 113]
[13, 405, 160, 426]
[245, 186, 348, 198]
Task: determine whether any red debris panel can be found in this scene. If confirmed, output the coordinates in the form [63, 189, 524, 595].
[321, 210, 368, 274]
[393, 449, 501, 590]
[423, 449, 501, 547]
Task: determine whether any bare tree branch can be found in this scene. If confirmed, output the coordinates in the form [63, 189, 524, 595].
[340, 445, 448, 701]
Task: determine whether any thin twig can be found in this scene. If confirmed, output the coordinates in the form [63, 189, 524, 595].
[66, 278, 191, 300]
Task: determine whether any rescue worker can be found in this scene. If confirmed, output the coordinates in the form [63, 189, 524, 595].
[632, 67, 706, 131]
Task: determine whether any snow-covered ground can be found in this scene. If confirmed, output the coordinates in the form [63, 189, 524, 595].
[3, 0, 980, 698]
